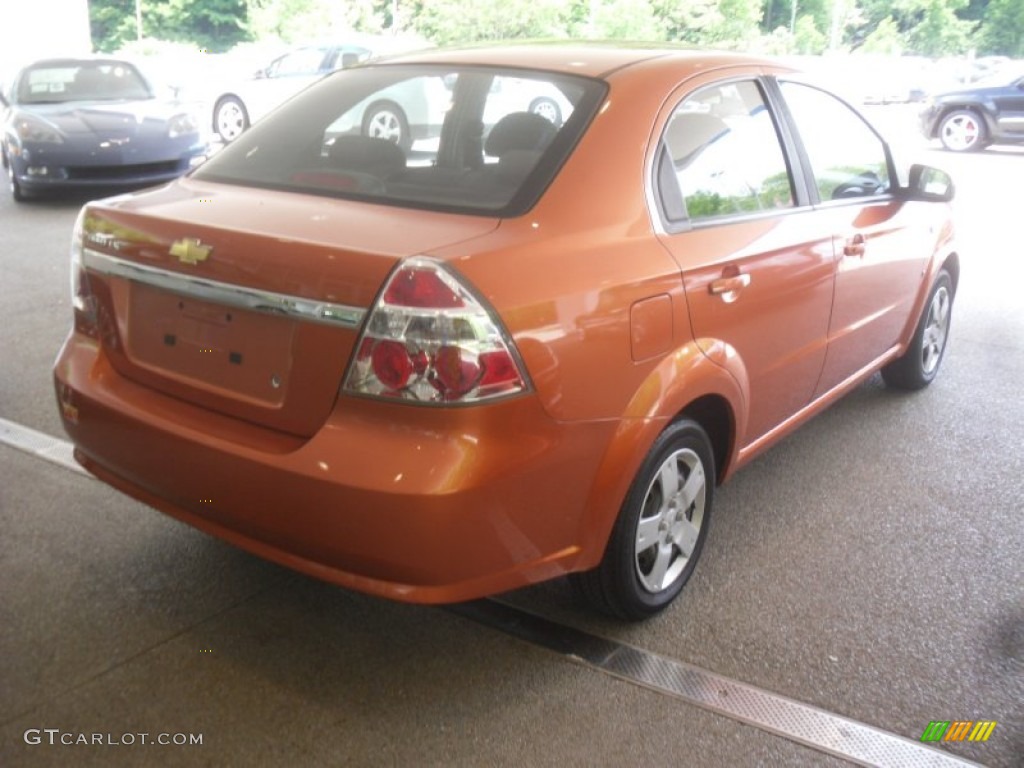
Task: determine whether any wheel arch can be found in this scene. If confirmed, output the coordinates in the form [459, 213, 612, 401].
[935, 103, 996, 139]
[941, 250, 960, 296]
[572, 346, 744, 572]
[894, 242, 960, 355]
[679, 394, 735, 486]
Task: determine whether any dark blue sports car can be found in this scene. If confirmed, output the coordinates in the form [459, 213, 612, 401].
[1, 57, 207, 201]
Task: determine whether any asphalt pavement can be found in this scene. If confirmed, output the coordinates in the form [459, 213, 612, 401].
[1, 133, 1021, 767]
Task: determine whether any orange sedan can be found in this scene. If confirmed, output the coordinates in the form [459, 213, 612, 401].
[54, 46, 958, 620]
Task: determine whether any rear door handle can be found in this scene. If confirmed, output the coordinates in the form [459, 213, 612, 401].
[843, 233, 866, 257]
[709, 273, 751, 296]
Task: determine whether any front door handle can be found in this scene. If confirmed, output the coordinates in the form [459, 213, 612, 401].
[709, 273, 751, 296]
[843, 233, 866, 257]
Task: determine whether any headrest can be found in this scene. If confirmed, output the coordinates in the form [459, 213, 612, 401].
[485, 113, 557, 158]
[327, 135, 406, 175]
[663, 113, 729, 164]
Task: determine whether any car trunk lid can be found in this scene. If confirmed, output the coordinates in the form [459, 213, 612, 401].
[79, 180, 499, 437]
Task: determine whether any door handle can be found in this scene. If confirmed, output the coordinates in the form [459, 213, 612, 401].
[709, 273, 751, 296]
[843, 233, 866, 257]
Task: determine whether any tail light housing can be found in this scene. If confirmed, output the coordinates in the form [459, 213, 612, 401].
[69, 208, 98, 337]
[343, 257, 529, 404]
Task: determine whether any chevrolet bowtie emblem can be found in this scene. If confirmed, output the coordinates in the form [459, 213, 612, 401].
[170, 238, 212, 265]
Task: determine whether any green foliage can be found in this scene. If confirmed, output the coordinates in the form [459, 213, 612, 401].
[89, 0, 248, 53]
[979, 0, 1024, 56]
[410, 0, 569, 45]
[152, 0, 249, 52]
[246, 0, 386, 43]
[859, 16, 905, 53]
[904, 0, 976, 56]
[90, 0, 140, 53]
[86, 0, 1024, 58]
[578, 0, 662, 40]
[792, 14, 828, 53]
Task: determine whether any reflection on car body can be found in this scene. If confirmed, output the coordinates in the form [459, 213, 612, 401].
[54, 45, 958, 620]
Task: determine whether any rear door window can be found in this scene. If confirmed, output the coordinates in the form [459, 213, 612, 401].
[657, 80, 795, 225]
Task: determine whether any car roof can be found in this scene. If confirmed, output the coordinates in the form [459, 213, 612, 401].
[373, 43, 782, 80]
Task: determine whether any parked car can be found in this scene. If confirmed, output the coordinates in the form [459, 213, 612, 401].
[55, 46, 957, 620]
[211, 42, 373, 143]
[920, 67, 1024, 151]
[486, 76, 574, 127]
[1, 57, 206, 202]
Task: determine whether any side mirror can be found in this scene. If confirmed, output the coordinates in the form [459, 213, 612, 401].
[341, 52, 359, 68]
[906, 164, 954, 202]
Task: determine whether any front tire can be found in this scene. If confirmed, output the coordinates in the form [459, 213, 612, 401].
[882, 270, 954, 390]
[4, 148, 26, 202]
[938, 109, 986, 152]
[573, 419, 714, 621]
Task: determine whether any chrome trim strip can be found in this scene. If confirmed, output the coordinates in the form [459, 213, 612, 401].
[82, 248, 366, 329]
[452, 600, 984, 768]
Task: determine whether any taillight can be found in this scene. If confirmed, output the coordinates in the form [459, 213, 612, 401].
[70, 208, 98, 336]
[343, 257, 528, 404]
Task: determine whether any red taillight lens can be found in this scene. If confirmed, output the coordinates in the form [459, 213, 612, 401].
[344, 257, 528, 405]
[371, 340, 413, 391]
[432, 345, 480, 399]
[383, 267, 464, 308]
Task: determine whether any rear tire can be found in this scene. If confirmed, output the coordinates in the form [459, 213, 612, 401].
[362, 101, 411, 151]
[214, 96, 249, 143]
[882, 270, 954, 390]
[573, 419, 714, 621]
[529, 97, 562, 127]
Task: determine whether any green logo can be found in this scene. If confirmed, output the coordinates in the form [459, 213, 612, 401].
[921, 721, 997, 743]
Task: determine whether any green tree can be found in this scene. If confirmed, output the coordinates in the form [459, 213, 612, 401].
[90, 0, 249, 53]
[904, 0, 976, 56]
[979, 0, 1024, 55]
[852, 0, 976, 54]
[410, 0, 569, 45]
[792, 13, 828, 52]
[153, 0, 249, 52]
[651, 0, 763, 45]
[90, 0, 141, 52]
[858, 16, 905, 53]
[577, 0, 663, 40]
[245, 0, 386, 42]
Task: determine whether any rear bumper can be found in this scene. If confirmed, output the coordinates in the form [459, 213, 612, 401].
[54, 331, 616, 603]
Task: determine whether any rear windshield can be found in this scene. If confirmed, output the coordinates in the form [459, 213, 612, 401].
[16, 61, 152, 104]
[194, 64, 607, 216]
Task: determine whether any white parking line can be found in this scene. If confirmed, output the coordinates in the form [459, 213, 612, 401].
[0, 417, 87, 475]
[0, 416, 986, 768]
